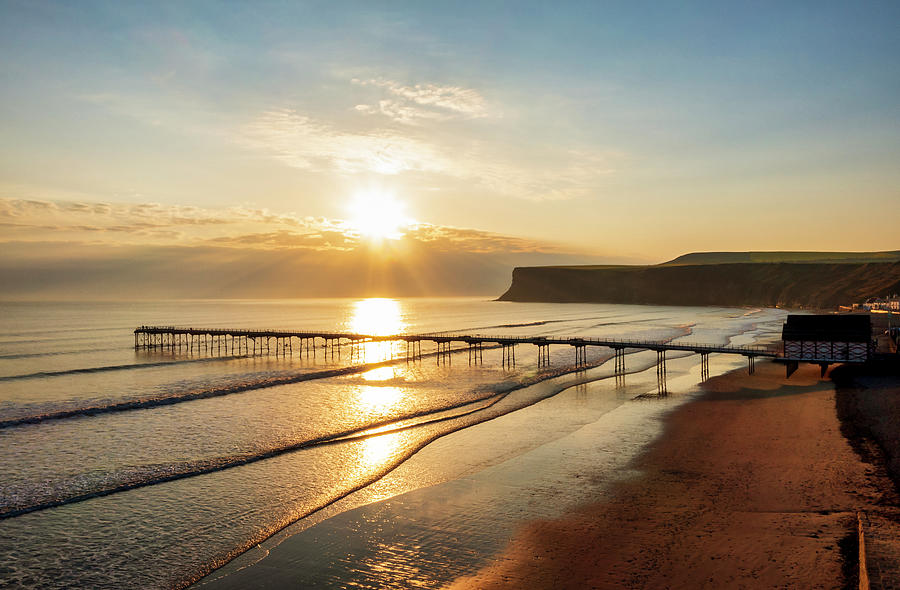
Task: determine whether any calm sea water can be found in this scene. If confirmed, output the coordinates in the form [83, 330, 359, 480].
[0, 298, 786, 589]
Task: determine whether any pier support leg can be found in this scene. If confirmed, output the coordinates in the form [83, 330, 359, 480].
[700, 352, 710, 381]
[573, 345, 587, 368]
[468, 343, 483, 365]
[536, 344, 550, 367]
[502, 344, 516, 368]
[407, 340, 421, 362]
[613, 347, 627, 374]
[613, 348, 627, 387]
[785, 360, 798, 379]
[436, 341, 451, 365]
[657, 350, 667, 395]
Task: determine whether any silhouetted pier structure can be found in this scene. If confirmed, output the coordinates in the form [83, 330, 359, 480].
[134, 326, 776, 391]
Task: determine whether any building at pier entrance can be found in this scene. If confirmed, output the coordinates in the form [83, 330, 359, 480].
[781, 314, 872, 376]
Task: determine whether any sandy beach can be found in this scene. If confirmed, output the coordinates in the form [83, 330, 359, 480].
[200, 353, 900, 590]
[448, 361, 900, 589]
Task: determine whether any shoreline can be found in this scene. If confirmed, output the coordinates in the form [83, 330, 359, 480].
[197, 353, 900, 589]
[449, 361, 900, 589]
[196, 349, 722, 589]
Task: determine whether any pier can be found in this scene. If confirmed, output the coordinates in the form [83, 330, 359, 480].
[134, 326, 777, 391]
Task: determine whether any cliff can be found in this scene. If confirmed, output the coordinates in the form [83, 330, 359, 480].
[498, 261, 900, 308]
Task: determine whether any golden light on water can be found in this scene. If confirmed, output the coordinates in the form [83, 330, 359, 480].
[357, 385, 403, 412]
[350, 298, 405, 336]
[347, 297, 406, 364]
[356, 368, 404, 414]
[360, 432, 404, 470]
[362, 366, 397, 381]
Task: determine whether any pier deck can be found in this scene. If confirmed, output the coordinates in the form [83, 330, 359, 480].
[134, 325, 776, 366]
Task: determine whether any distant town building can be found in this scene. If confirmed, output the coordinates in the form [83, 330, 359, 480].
[853, 295, 900, 312]
[782, 314, 872, 370]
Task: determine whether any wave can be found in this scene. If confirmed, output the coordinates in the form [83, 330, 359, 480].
[0, 345, 639, 522]
[0, 342, 652, 522]
[0, 392, 506, 520]
[176, 349, 682, 589]
[584, 317, 666, 329]
[0, 355, 250, 382]
[470, 313, 677, 334]
[0, 327, 711, 522]
[463, 316, 609, 331]
[0, 333, 122, 346]
[0, 348, 471, 429]
[0, 325, 124, 338]
[0, 346, 123, 361]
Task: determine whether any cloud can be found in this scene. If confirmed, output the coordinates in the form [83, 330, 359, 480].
[406, 224, 572, 254]
[238, 109, 453, 175]
[205, 229, 356, 251]
[354, 100, 449, 125]
[0, 197, 343, 250]
[0, 196, 583, 258]
[238, 107, 618, 200]
[352, 78, 490, 124]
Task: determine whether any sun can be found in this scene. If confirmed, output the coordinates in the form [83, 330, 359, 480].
[346, 191, 410, 240]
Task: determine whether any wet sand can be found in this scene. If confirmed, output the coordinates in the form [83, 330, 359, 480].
[448, 361, 898, 589]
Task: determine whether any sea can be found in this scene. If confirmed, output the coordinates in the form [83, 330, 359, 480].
[0, 298, 787, 589]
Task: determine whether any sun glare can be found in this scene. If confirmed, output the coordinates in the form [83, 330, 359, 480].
[350, 298, 405, 336]
[346, 191, 410, 240]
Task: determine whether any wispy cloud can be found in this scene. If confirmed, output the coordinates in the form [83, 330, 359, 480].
[0, 197, 341, 249]
[238, 109, 453, 175]
[238, 104, 618, 200]
[406, 224, 572, 254]
[205, 229, 356, 251]
[352, 78, 490, 124]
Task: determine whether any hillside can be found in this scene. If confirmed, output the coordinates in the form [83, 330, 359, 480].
[661, 250, 900, 266]
[498, 260, 900, 309]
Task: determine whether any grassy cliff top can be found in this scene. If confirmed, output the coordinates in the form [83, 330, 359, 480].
[540, 251, 900, 270]
[662, 250, 900, 265]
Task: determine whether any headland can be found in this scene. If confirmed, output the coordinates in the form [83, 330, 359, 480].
[499, 251, 900, 308]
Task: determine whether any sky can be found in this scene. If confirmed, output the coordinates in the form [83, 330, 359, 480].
[1, 1, 898, 298]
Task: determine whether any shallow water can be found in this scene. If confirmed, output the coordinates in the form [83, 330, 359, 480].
[0, 298, 786, 588]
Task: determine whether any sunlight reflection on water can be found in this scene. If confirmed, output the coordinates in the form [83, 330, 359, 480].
[361, 366, 397, 381]
[357, 385, 403, 413]
[361, 433, 402, 467]
[350, 298, 406, 336]
[349, 298, 407, 363]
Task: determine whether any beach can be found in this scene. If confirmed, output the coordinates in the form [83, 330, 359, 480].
[203, 357, 900, 589]
[449, 361, 899, 589]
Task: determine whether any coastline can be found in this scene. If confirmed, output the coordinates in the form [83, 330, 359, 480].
[196, 349, 900, 589]
[449, 361, 900, 589]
